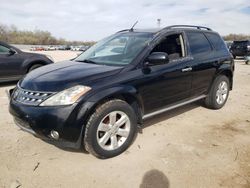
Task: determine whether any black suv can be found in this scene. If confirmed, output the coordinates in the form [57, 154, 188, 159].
[9, 25, 234, 158]
[230, 40, 250, 59]
[0, 41, 54, 82]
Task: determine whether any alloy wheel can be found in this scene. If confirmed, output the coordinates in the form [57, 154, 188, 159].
[96, 111, 131, 151]
[216, 81, 228, 105]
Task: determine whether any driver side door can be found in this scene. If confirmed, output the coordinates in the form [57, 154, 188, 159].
[138, 33, 193, 114]
[0, 44, 24, 81]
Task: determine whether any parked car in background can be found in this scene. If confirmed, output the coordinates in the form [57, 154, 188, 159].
[9, 25, 234, 158]
[0, 41, 54, 82]
[230, 40, 250, 59]
[58, 45, 71, 50]
[30, 46, 45, 51]
[71, 46, 81, 51]
[46, 46, 56, 51]
[79, 46, 90, 52]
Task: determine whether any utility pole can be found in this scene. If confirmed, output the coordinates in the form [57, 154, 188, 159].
[157, 19, 161, 28]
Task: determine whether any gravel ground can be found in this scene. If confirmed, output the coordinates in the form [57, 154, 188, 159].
[0, 51, 250, 188]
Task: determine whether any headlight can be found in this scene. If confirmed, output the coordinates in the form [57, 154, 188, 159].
[45, 55, 54, 62]
[39, 85, 91, 106]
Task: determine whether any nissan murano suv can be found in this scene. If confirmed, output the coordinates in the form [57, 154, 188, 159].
[9, 25, 234, 158]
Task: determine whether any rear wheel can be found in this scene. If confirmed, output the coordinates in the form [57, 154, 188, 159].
[28, 64, 43, 72]
[205, 75, 230, 109]
[84, 99, 137, 159]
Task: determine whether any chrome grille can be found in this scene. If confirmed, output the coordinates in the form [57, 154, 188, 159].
[13, 87, 54, 106]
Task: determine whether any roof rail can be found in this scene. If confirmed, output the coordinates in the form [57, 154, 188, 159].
[161, 25, 212, 31]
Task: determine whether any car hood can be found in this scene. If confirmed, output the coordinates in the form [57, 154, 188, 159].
[20, 60, 122, 92]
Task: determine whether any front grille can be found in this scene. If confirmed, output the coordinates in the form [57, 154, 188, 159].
[13, 86, 54, 106]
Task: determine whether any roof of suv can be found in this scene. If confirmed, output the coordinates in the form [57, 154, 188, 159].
[118, 25, 213, 34]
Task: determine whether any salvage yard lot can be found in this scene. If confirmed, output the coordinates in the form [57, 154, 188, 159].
[0, 51, 250, 188]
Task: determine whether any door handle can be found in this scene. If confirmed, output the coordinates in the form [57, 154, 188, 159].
[182, 67, 192, 72]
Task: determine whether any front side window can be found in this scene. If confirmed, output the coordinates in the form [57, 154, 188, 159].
[151, 33, 186, 61]
[0, 45, 9, 54]
[186, 32, 212, 55]
[75, 32, 153, 66]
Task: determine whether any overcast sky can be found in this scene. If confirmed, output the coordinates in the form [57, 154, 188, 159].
[0, 0, 249, 41]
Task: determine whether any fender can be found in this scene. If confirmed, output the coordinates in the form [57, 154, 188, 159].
[78, 85, 144, 118]
[21, 55, 53, 72]
[78, 86, 142, 122]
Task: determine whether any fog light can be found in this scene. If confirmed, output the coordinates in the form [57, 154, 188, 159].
[50, 130, 59, 140]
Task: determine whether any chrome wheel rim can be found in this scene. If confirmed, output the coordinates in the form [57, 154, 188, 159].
[97, 111, 131, 151]
[216, 81, 228, 105]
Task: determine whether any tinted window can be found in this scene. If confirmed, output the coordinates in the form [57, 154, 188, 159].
[205, 33, 227, 51]
[0, 45, 9, 54]
[186, 32, 212, 54]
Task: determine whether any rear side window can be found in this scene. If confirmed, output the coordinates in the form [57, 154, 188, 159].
[205, 33, 227, 51]
[186, 32, 212, 54]
[0, 45, 9, 54]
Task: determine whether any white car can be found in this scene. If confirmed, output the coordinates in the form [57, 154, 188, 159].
[47, 46, 56, 51]
[71, 46, 81, 51]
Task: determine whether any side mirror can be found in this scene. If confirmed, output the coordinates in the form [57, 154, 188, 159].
[8, 49, 16, 55]
[146, 52, 169, 66]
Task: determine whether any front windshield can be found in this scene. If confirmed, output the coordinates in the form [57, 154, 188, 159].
[75, 32, 153, 66]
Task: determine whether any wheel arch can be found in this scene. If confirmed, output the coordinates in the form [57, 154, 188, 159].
[217, 69, 233, 90]
[85, 86, 144, 125]
[25, 60, 48, 73]
[208, 68, 233, 94]
[75, 86, 144, 149]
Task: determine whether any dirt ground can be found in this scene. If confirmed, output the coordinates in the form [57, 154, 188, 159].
[0, 51, 250, 188]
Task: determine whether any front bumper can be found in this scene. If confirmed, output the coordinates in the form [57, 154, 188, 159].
[9, 91, 90, 149]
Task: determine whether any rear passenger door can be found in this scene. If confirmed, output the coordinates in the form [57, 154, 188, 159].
[185, 31, 217, 97]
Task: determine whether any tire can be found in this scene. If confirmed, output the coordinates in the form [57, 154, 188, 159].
[28, 64, 43, 72]
[246, 61, 249, 65]
[205, 75, 230, 109]
[84, 99, 137, 159]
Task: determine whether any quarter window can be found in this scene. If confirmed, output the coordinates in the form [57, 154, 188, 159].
[205, 33, 227, 51]
[186, 32, 212, 54]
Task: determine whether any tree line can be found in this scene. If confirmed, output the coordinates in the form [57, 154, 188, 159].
[223, 34, 250, 41]
[0, 23, 95, 46]
[0, 23, 249, 45]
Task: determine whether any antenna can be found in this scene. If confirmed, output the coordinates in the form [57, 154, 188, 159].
[157, 19, 161, 28]
[130, 21, 138, 32]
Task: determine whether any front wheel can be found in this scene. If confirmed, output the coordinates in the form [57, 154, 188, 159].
[84, 99, 137, 159]
[205, 75, 230, 109]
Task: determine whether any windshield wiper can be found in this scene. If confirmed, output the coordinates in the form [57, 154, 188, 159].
[76, 59, 97, 64]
